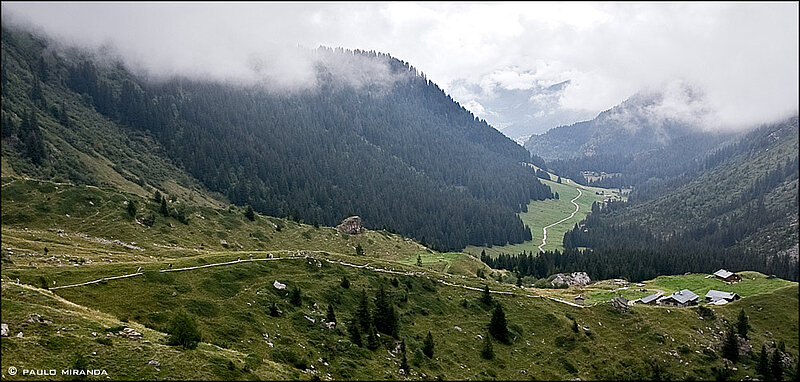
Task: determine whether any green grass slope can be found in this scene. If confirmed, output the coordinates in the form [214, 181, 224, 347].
[465, 173, 624, 257]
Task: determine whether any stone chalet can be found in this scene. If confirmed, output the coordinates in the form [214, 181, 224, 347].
[657, 289, 699, 307]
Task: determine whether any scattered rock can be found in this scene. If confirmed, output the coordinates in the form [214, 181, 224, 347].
[454, 326, 463, 332]
[324, 322, 336, 330]
[1, 324, 8, 337]
[118, 327, 142, 340]
[305, 315, 316, 324]
[16, 332, 23, 338]
[273, 280, 286, 290]
[146, 360, 160, 367]
[27, 313, 52, 324]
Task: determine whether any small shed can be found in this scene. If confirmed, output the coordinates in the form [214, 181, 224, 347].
[574, 294, 585, 306]
[705, 290, 740, 303]
[713, 269, 741, 283]
[657, 289, 699, 307]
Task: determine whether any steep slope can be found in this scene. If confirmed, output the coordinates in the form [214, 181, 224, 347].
[1, 24, 551, 251]
[525, 83, 725, 161]
[561, 116, 799, 279]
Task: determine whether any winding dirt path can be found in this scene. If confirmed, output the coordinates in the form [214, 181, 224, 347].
[538, 187, 582, 252]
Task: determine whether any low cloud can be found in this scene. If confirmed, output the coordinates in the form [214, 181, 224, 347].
[2, 2, 797, 129]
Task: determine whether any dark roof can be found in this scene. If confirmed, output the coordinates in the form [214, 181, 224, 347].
[705, 290, 739, 301]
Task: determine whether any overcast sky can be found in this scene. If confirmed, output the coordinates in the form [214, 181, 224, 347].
[3, 2, 798, 132]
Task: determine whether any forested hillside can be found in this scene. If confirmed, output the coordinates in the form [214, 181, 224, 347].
[1, 25, 553, 251]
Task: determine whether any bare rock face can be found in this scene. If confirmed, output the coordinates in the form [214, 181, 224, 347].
[337, 216, 363, 235]
[611, 296, 629, 313]
[551, 272, 591, 287]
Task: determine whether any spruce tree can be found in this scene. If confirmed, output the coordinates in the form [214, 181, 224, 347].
[127, 200, 137, 218]
[722, 328, 739, 363]
[244, 205, 255, 221]
[770, 348, 783, 381]
[736, 309, 750, 339]
[374, 284, 398, 337]
[480, 284, 492, 306]
[416, 254, 423, 267]
[348, 316, 362, 347]
[400, 339, 409, 373]
[366, 323, 379, 350]
[289, 287, 302, 307]
[489, 303, 510, 344]
[757, 344, 769, 378]
[480, 335, 494, 360]
[159, 197, 169, 217]
[326, 304, 336, 324]
[422, 331, 434, 358]
[340, 275, 350, 289]
[356, 290, 372, 333]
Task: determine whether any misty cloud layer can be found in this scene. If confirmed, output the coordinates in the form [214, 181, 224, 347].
[2, 2, 797, 130]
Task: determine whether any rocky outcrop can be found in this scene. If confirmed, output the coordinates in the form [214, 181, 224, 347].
[337, 216, 363, 235]
[1, 323, 8, 337]
[118, 327, 142, 340]
[611, 296, 629, 313]
[551, 272, 591, 287]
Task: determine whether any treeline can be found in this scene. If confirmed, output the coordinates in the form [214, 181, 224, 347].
[3, 25, 554, 251]
[481, 244, 799, 283]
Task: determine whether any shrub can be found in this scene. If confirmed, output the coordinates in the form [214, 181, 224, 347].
[167, 310, 202, 349]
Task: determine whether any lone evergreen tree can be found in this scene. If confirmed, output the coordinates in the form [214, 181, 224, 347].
[736, 309, 750, 339]
[416, 254, 423, 267]
[489, 303, 510, 344]
[722, 328, 739, 363]
[127, 200, 137, 218]
[269, 302, 280, 317]
[355, 244, 364, 256]
[770, 348, 783, 381]
[757, 344, 769, 378]
[340, 275, 350, 289]
[244, 205, 255, 221]
[480, 334, 494, 360]
[400, 339, 409, 373]
[422, 331, 434, 358]
[480, 284, 493, 306]
[289, 287, 302, 306]
[153, 190, 162, 203]
[167, 310, 202, 349]
[159, 197, 169, 217]
[326, 304, 337, 324]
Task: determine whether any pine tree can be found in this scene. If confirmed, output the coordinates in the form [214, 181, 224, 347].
[127, 200, 137, 218]
[356, 290, 372, 333]
[400, 339, 409, 373]
[489, 303, 510, 344]
[416, 254, 423, 267]
[366, 323, 379, 350]
[326, 304, 336, 324]
[757, 344, 769, 378]
[480, 335, 494, 360]
[722, 328, 739, 363]
[348, 316, 362, 347]
[355, 244, 364, 256]
[736, 309, 750, 339]
[340, 275, 350, 289]
[289, 287, 302, 307]
[374, 284, 398, 337]
[159, 197, 169, 217]
[153, 190, 162, 203]
[480, 284, 492, 306]
[770, 348, 783, 381]
[244, 205, 255, 221]
[422, 331, 434, 358]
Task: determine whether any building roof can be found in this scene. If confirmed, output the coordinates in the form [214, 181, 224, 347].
[658, 289, 699, 304]
[710, 299, 729, 305]
[706, 290, 739, 301]
[713, 269, 735, 279]
[638, 292, 663, 304]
